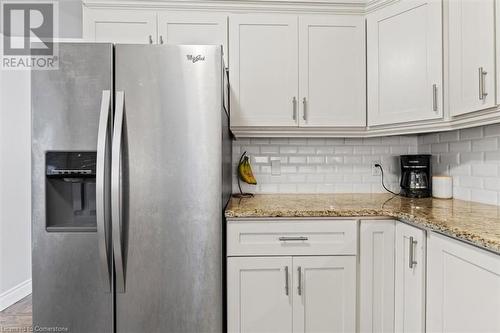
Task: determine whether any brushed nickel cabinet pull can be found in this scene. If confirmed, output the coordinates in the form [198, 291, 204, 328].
[432, 84, 438, 112]
[148, 35, 153, 44]
[479, 67, 488, 100]
[297, 266, 302, 295]
[279, 236, 308, 241]
[409, 236, 418, 269]
[160, 35, 164, 44]
[292, 97, 297, 121]
[284, 266, 289, 296]
[302, 97, 307, 121]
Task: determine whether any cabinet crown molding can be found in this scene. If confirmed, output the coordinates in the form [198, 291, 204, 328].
[82, 0, 394, 14]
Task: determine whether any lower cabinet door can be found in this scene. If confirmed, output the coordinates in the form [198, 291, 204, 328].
[292, 256, 356, 333]
[395, 223, 426, 333]
[227, 256, 293, 333]
[426, 233, 500, 333]
[359, 220, 395, 333]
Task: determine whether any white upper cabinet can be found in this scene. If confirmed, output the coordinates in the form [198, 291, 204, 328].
[157, 12, 228, 64]
[394, 222, 426, 333]
[426, 233, 500, 333]
[367, 0, 443, 126]
[448, 0, 496, 116]
[298, 16, 366, 127]
[229, 14, 299, 127]
[292, 256, 356, 333]
[83, 9, 157, 44]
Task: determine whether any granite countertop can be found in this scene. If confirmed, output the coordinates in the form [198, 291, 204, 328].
[225, 194, 500, 254]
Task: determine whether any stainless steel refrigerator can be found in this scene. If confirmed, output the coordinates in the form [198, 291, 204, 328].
[31, 43, 231, 333]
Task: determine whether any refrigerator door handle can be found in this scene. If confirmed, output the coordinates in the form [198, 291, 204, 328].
[96, 90, 112, 292]
[112, 91, 126, 293]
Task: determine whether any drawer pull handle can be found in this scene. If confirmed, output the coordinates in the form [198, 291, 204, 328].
[284, 266, 289, 296]
[297, 266, 302, 295]
[279, 236, 308, 241]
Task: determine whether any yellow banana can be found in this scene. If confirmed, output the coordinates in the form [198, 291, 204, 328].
[238, 156, 257, 185]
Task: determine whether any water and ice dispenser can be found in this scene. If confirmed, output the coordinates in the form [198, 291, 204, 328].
[45, 152, 97, 232]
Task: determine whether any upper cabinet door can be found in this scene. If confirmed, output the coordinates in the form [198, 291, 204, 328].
[229, 14, 299, 127]
[157, 12, 228, 65]
[367, 0, 443, 126]
[227, 256, 293, 333]
[395, 222, 426, 333]
[298, 16, 366, 127]
[83, 9, 157, 44]
[449, 0, 496, 116]
[292, 256, 356, 333]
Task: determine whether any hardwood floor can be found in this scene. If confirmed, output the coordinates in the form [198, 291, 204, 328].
[0, 295, 32, 330]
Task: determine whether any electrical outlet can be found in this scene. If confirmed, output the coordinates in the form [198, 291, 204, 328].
[271, 159, 281, 176]
[372, 161, 381, 176]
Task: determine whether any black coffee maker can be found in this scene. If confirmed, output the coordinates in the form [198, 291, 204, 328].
[400, 154, 432, 198]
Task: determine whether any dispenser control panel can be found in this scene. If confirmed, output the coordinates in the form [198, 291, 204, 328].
[46, 152, 97, 178]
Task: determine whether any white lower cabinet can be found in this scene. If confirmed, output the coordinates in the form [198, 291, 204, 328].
[227, 218, 357, 333]
[395, 223, 426, 333]
[359, 220, 426, 333]
[293, 256, 356, 333]
[426, 233, 500, 333]
[359, 220, 396, 333]
[229, 218, 500, 333]
[227, 257, 293, 333]
[228, 255, 356, 333]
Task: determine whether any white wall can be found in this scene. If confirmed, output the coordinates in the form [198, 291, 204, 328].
[419, 124, 500, 206]
[233, 136, 418, 194]
[0, 67, 32, 310]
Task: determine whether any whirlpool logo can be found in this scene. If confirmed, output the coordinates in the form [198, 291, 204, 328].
[186, 54, 205, 63]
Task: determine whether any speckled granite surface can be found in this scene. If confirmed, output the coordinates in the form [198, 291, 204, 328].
[225, 194, 500, 254]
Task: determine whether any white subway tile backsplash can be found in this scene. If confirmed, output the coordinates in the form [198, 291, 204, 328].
[470, 189, 498, 205]
[439, 130, 460, 142]
[280, 146, 298, 154]
[335, 146, 353, 155]
[307, 156, 325, 164]
[450, 141, 471, 153]
[460, 127, 484, 140]
[471, 164, 498, 177]
[420, 125, 500, 206]
[233, 124, 500, 206]
[484, 123, 500, 137]
[233, 136, 417, 196]
[431, 142, 449, 153]
[472, 138, 498, 152]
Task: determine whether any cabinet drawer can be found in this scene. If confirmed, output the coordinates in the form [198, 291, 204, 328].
[227, 219, 357, 256]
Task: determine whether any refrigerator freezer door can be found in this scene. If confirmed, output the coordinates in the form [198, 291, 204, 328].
[114, 45, 224, 333]
[31, 43, 113, 333]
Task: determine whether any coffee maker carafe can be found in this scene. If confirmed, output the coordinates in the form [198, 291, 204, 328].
[400, 154, 432, 198]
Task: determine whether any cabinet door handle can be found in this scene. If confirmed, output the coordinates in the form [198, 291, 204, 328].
[284, 266, 289, 296]
[292, 97, 297, 121]
[297, 266, 302, 295]
[279, 236, 308, 241]
[160, 35, 164, 44]
[148, 35, 153, 44]
[409, 236, 418, 269]
[479, 67, 488, 100]
[302, 97, 307, 121]
[432, 84, 438, 112]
